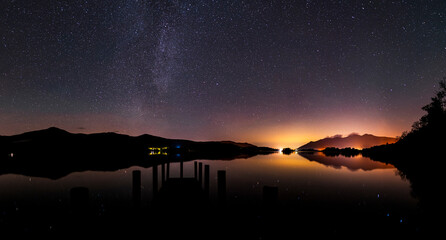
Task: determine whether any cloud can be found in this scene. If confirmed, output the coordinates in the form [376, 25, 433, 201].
[328, 134, 343, 138]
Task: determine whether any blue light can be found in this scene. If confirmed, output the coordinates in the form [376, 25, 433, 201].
[176, 145, 181, 149]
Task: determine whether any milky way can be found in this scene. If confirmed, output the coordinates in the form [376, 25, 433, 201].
[1, 0, 445, 147]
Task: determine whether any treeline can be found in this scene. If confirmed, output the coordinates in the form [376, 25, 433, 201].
[363, 79, 446, 161]
[321, 147, 361, 157]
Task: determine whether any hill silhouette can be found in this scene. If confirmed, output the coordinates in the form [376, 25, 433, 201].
[0, 128, 276, 179]
[298, 133, 397, 150]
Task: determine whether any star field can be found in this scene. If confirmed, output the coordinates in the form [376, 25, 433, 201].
[1, 0, 445, 147]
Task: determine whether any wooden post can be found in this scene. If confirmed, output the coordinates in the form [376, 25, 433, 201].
[204, 165, 210, 195]
[132, 170, 141, 208]
[153, 164, 158, 196]
[194, 161, 198, 180]
[180, 161, 184, 179]
[218, 170, 226, 203]
[161, 163, 165, 184]
[198, 162, 203, 185]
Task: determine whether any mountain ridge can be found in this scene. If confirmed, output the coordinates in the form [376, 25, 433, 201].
[298, 133, 397, 150]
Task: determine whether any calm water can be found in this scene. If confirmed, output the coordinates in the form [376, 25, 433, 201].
[0, 152, 419, 235]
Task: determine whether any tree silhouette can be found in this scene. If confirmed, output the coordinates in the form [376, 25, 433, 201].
[413, 79, 445, 130]
[363, 78, 446, 159]
[398, 78, 446, 149]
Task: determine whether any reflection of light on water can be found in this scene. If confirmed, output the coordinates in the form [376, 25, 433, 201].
[0, 153, 417, 225]
[265, 154, 315, 168]
[278, 148, 283, 154]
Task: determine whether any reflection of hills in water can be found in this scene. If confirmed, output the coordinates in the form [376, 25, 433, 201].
[298, 152, 394, 171]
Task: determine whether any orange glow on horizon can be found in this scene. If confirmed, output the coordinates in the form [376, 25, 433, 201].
[0, 111, 410, 149]
[238, 116, 404, 148]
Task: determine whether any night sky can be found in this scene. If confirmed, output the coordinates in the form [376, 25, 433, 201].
[1, 0, 445, 148]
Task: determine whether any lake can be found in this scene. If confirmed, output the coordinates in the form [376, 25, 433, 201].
[0, 152, 420, 237]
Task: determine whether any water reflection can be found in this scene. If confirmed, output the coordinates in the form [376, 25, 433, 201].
[299, 151, 395, 171]
[132, 170, 141, 208]
[0, 154, 420, 236]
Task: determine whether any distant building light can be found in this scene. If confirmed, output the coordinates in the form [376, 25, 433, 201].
[9, 153, 14, 158]
[148, 147, 169, 156]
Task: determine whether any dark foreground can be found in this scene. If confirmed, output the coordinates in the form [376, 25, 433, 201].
[0, 128, 442, 237]
[0, 180, 422, 238]
[0, 157, 438, 239]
